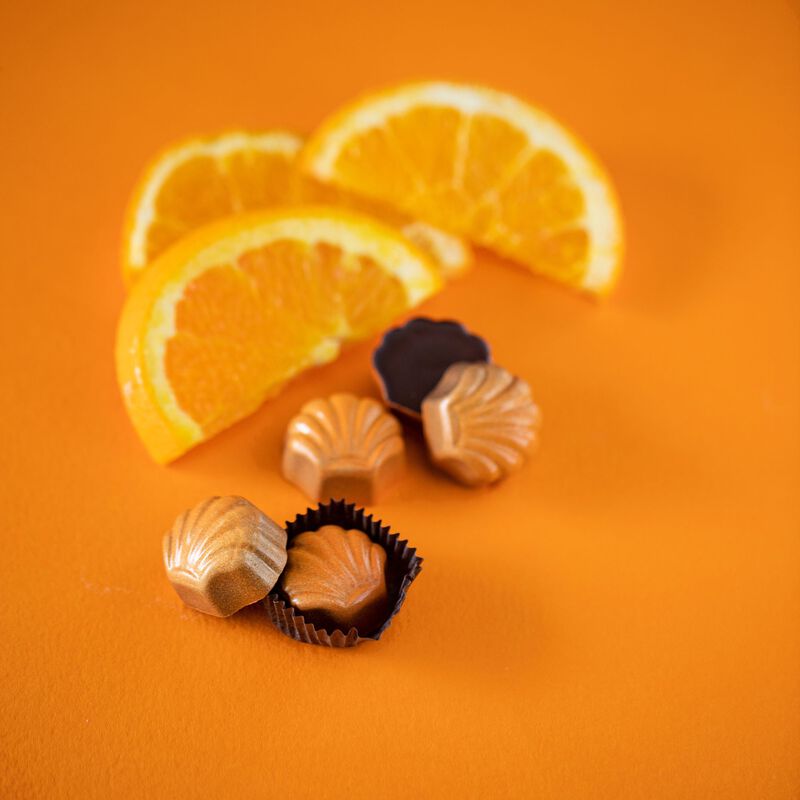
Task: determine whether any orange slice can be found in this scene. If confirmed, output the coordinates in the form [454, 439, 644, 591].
[122, 131, 302, 287]
[116, 207, 442, 463]
[121, 130, 471, 287]
[298, 175, 472, 280]
[300, 82, 624, 293]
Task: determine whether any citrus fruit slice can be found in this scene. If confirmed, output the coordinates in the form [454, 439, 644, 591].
[300, 82, 623, 293]
[297, 175, 472, 279]
[122, 130, 471, 287]
[122, 131, 302, 287]
[116, 207, 442, 463]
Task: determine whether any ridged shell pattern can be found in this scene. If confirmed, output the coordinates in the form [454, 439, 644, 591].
[163, 496, 287, 617]
[281, 525, 388, 629]
[265, 500, 423, 648]
[422, 362, 540, 486]
[282, 393, 404, 503]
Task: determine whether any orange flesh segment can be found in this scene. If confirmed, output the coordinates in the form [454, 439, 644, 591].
[326, 106, 593, 280]
[296, 175, 473, 278]
[145, 150, 297, 264]
[165, 240, 407, 436]
[124, 131, 472, 287]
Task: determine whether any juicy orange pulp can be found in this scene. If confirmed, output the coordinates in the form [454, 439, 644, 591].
[123, 131, 471, 288]
[117, 208, 441, 463]
[327, 109, 588, 281]
[301, 83, 623, 292]
[166, 240, 408, 435]
[137, 144, 297, 268]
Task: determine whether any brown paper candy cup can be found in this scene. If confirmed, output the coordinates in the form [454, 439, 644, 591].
[264, 499, 422, 648]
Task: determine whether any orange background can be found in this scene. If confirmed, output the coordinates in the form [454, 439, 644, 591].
[1, 1, 799, 797]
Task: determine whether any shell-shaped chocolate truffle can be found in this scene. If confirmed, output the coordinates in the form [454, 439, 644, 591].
[422, 362, 540, 486]
[372, 317, 491, 417]
[280, 525, 389, 631]
[282, 393, 405, 505]
[266, 500, 423, 647]
[163, 496, 287, 617]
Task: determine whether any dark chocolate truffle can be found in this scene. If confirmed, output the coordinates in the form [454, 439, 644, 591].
[372, 317, 490, 416]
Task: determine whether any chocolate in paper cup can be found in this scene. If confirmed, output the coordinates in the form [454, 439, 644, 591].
[372, 317, 491, 419]
[264, 499, 422, 648]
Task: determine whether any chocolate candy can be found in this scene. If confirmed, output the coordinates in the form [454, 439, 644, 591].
[265, 500, 423, 647]
[280, 525, 389, 631]
[372, 317, 490, 417]
[282, 393, 405, 504]
[163, 496, 287, 617]
[422, 362, 540, 486]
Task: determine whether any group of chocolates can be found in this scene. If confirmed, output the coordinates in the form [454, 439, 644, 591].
[163, 496, 421, 647]
[283, 318, 542, 501]
[162, 318, 539, 647]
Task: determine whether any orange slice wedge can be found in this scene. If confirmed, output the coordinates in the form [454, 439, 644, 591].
[121, 130, 471, 287]
[122, 131, 302, 287]
[298, 175, 472, 280]
[116, 207, 442, 463]
[300, 82, 624, 293]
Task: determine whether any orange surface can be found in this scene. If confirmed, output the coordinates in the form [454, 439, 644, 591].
[1, 1, 798, 797]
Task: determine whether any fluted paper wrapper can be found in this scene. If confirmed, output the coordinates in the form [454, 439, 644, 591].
[265, 499, 422, 648]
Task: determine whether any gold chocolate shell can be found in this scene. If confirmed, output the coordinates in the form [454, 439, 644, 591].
[280, 525, 388, 631]
[163, 496, 287, 617]
[422, 362, 540, 486]
[282, 393, 405, 504]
